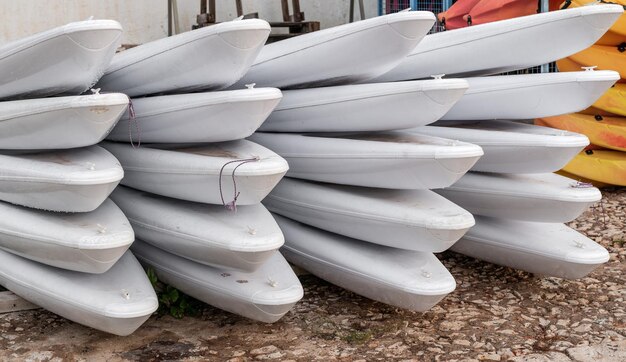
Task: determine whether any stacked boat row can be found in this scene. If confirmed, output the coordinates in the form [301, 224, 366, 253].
[96, 18, 309, 324]
[0, 19, 158, 336]
[0, 3, 622, 335]
[241, 5, 621, 308]
[243, 8, 476, 309]
[377, 4, 619, 279]
[535, 0, 626, 186]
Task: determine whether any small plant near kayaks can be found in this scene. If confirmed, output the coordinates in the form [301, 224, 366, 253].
[146, 267, 202, 319]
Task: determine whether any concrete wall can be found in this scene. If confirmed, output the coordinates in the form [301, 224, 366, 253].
[0, 0, 379, 45]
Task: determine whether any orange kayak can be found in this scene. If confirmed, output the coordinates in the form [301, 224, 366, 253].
[536, 113, 626, 151]
[464, 0, 538, 26]
[438, 0, 482, 30]
[557, 44, 626, 81]
[550, 0, 626, 46]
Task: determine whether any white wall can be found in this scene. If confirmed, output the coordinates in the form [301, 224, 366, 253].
[0, 0, 379, 45]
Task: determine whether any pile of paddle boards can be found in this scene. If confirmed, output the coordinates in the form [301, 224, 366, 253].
[99, 18, 310, 324]
[0, 19, 158, 336]
[390, 5, 620, 280]
[535, 0, 626, 186]
[0, 3, 622, 334]
[233, 10, 482, 312]
[248, 4, 621, 311]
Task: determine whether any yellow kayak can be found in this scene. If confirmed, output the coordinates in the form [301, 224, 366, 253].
[557, 44, 626, 81]
[562, 148, 626, 186]
[536, 113, 626, 151]
[591, 84, 626, 116]
[550, 0, 626, 46]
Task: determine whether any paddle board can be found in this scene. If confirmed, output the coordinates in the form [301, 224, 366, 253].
[232, 11, 436, 89]
[452, 216, 610, 279]
[276, 215, 456, 311]
[436, 172, 601, 223]
[0, 251, 158, 335]
[258, 79, 468, 132]
[264, 177, 474, 252]
[0, 92, 128, 149]
[132, 240, 303, 323]
[0, 146, 123, 212]
[0, 19, 122, 100]
[441, 71, 619, 120]
[0, 199, 133, 273]
[101, 140, 288, 205]
[106, 88, 282, 143]
[413, 121, 589, 173]
[248, 131, 483, 189]
[97, 19, 271, 96]
[111, 186, 283, 272]
[375, 5, 623, 81]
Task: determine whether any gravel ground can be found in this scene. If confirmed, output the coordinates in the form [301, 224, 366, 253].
[0, 189, 624, 362]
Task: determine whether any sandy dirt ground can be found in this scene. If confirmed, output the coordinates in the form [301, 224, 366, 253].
[0, 189, 625, 362]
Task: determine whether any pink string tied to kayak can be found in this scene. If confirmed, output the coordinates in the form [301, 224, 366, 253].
[219, 156, 260, 212]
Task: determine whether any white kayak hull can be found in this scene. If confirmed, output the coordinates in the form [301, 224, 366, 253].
[0, 251, 158, 336]
[0, 146, 124, 212]
[275, 215, 456, 311]
[248, 131, 483, 189]
[0, 93, 129, 149]
[106, 88, 282, 144]
[97, 19, 270, 97]
[437, 172, 601, 223]
[0, 198, 133, 273]
[264, 178, 474, 252]
[132, 240, 303, 323]
[441, 71, 619, 121]
[111, 187, 283, 272]
[375, 5, 624, 81]
[102, 140, 288, 205]
[0, 20, 122, 100]
[258, 79, 468, 132]
[413, 121, 589, 173]
[232, 11, 436, 89]
[452, 216, 610, 279]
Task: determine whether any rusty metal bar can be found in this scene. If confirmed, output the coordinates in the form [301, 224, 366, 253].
[292, 0, 303, 21]
[235, 0, 243, 17]
[281, 0, 290, 21]
[209, 0, 216, 20]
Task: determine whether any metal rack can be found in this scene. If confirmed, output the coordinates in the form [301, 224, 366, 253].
[193, 0, 320, 43]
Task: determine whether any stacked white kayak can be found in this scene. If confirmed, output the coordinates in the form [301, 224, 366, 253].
[373, 7, 622, 279]
[374, 5, 623, 81]
[0, 20, 158, 335]
[254, 132, 480, 311]
[99, 18, 305, 323]
[233, 10, 491, 311]
[231, 11, 437, 89]
[408, 114, 609, 280]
